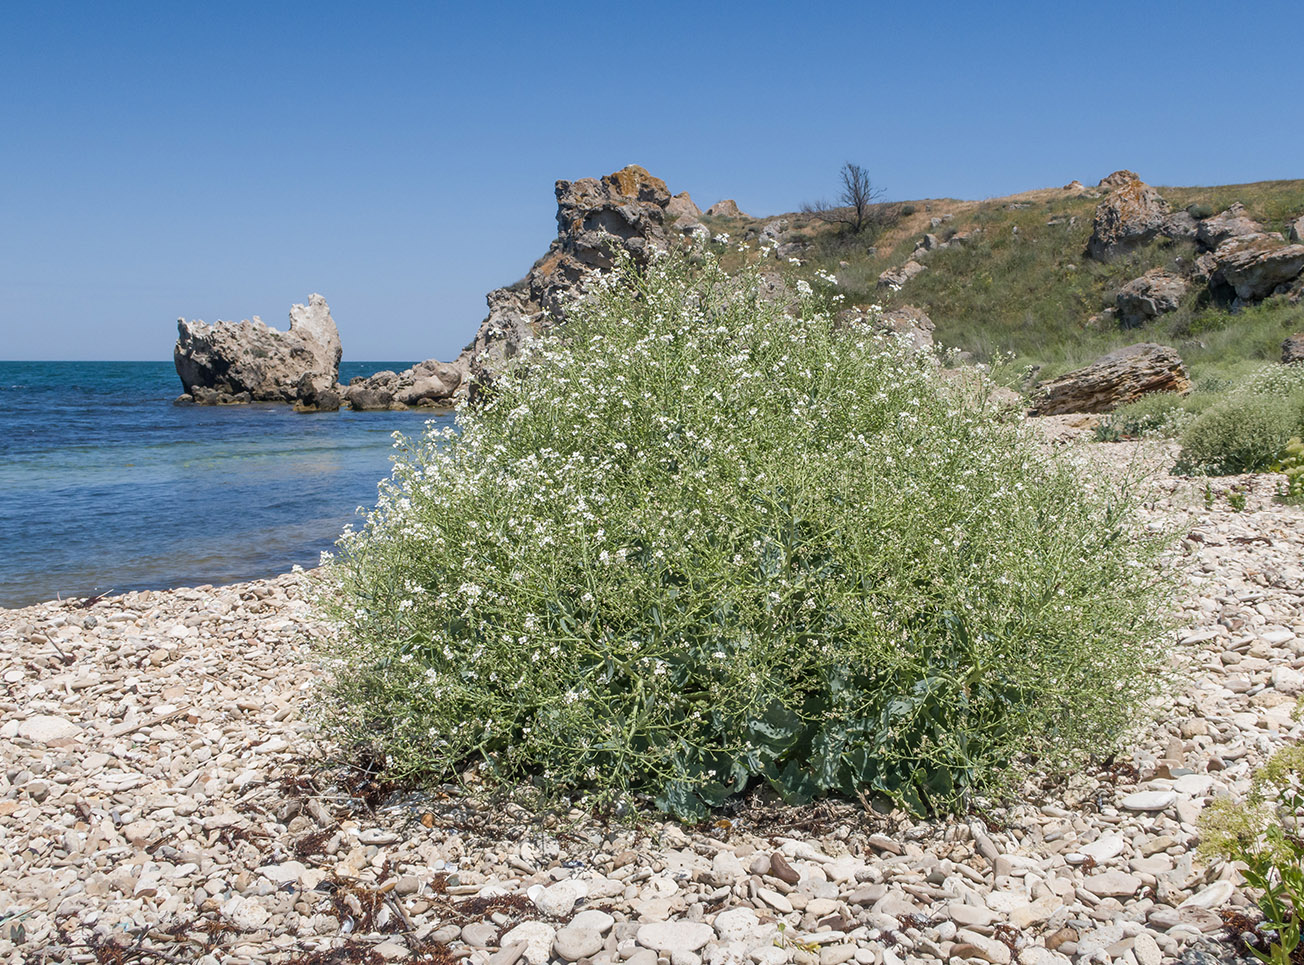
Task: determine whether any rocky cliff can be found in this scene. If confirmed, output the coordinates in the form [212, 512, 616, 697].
[345, 164, 675, 410]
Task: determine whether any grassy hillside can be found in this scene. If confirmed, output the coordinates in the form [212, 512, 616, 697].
[699, 178, 1304, 387]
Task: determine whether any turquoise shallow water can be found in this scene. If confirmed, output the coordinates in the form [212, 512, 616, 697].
[0, 361, 450, 608]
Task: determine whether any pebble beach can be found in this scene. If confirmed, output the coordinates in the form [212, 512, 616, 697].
[3, 433, 1302, 965]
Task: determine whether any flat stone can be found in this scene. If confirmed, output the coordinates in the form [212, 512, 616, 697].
[570, 909, 615, 934]
[500, 922, 556, 965]
[1078, 834, 1126, 863]
[17, 715, 80, 743]
[1132, 932, 1162, 965]
[554, 925, 604, 962]
[488, 943, 529, 965]
[462, 922, 498, 948]
[1120, 791, 1177, 811]
[954, 929, 1012, 965]
[1083, 870, 1143, 897]
[528, 879, 586, 918]
[637, 921, 715, 954]
[1179, 880, 1235, 910]
[757, 887, 794, 913]
[714, 907, 760, 942]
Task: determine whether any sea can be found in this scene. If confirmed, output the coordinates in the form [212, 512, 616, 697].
[0, 361, 453, 609]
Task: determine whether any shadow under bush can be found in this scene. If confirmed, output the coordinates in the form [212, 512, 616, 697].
[318, 247, 1172, 820]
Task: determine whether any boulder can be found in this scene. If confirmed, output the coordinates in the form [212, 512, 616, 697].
[1086, 173, 1171, 260]
[877, 261, 927, 289]
[760, 218, 789, 244]
[1290, 216, 1304, 244]
[175, 294, 343, 406]
[1031, 343, 1191, 415]
[1160, 211, 1199, 243]
[292, 372, 341, 413]
[1283, 333, 1304, 364]
[666, 192, 701, 222]
[1115, 269, 1189, 327]
[1197, 203, 1265, 249]
[1209, 234, 1304, 302]
[705, 199, 746, 218]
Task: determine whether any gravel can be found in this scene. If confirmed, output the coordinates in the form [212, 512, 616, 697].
[1, 430, 1299, 963]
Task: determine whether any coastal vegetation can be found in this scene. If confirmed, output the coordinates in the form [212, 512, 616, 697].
[320, 248, 1171, 820]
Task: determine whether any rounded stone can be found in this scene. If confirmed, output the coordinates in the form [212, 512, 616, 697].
[637, 920, 715, 953]
[554, 925, 604, 962]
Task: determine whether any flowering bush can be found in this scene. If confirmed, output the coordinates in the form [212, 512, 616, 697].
[320, 247, 1169, 819]
[1177, 366, 1304, 475]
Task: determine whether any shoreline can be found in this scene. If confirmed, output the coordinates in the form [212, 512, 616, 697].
[2, 435, 1303, 963]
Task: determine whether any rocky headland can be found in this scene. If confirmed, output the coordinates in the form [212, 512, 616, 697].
[2, 430, 1303, 964]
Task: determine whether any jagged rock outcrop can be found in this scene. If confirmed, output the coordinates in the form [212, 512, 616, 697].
[1196, 203, 1264, 249]
[1283, 333, 1304, 364]
[346, 165, 676, 409]
[174, 294, 342, 408]
[1115, 269, 1189, 328]
[666, 192, 701, 222]
[877, 261, 927, 290]
[1086, 172, 1171, 260]
[705, 200, 746, 218]
[1290, 217, 1304, 244]
[1208, 234, 1304, 302]
[1031, 343, 1191, 415]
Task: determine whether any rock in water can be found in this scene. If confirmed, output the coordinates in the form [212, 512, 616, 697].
[1086, 172, 1171, 260]
[174, 294, 343, 407]
[1032, 343, 1191, 415]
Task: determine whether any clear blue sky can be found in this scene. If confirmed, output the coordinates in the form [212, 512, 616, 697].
[2, 1, 1300, 361]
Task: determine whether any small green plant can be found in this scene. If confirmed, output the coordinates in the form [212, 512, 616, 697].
[1200, 707, 1304, 965]
[1186, 202, 1215, 219]
[1204, 482, 1216, 510]
[899, 203, 917, 216]
[1275, 437, 1304, 503]
[1228, 491, 1248, 512]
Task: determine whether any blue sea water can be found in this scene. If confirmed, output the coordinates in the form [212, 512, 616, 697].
[0, 361, 451, 609]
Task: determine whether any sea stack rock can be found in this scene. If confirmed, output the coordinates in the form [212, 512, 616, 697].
[174, 294, 343, 408]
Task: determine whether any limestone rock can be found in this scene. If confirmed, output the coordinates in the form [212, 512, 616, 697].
[1283, 333, 1304, 364]
[877, 260, 927, 289]
[17, 715, 80, 744]
[705, 199, 746, 218]
[1290, 216, 1304, 244]
[1097, 169, 1141, 190]
[174, 294, 343, 407]
[1196, 202, 1265, 249]
[1115, 269, 1189, 327]
[1032, 343, 1191, 415]
[1086, 173, 1171, 260]
[1209, 234, 1304, 302]
[666, 192, 701, 222]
